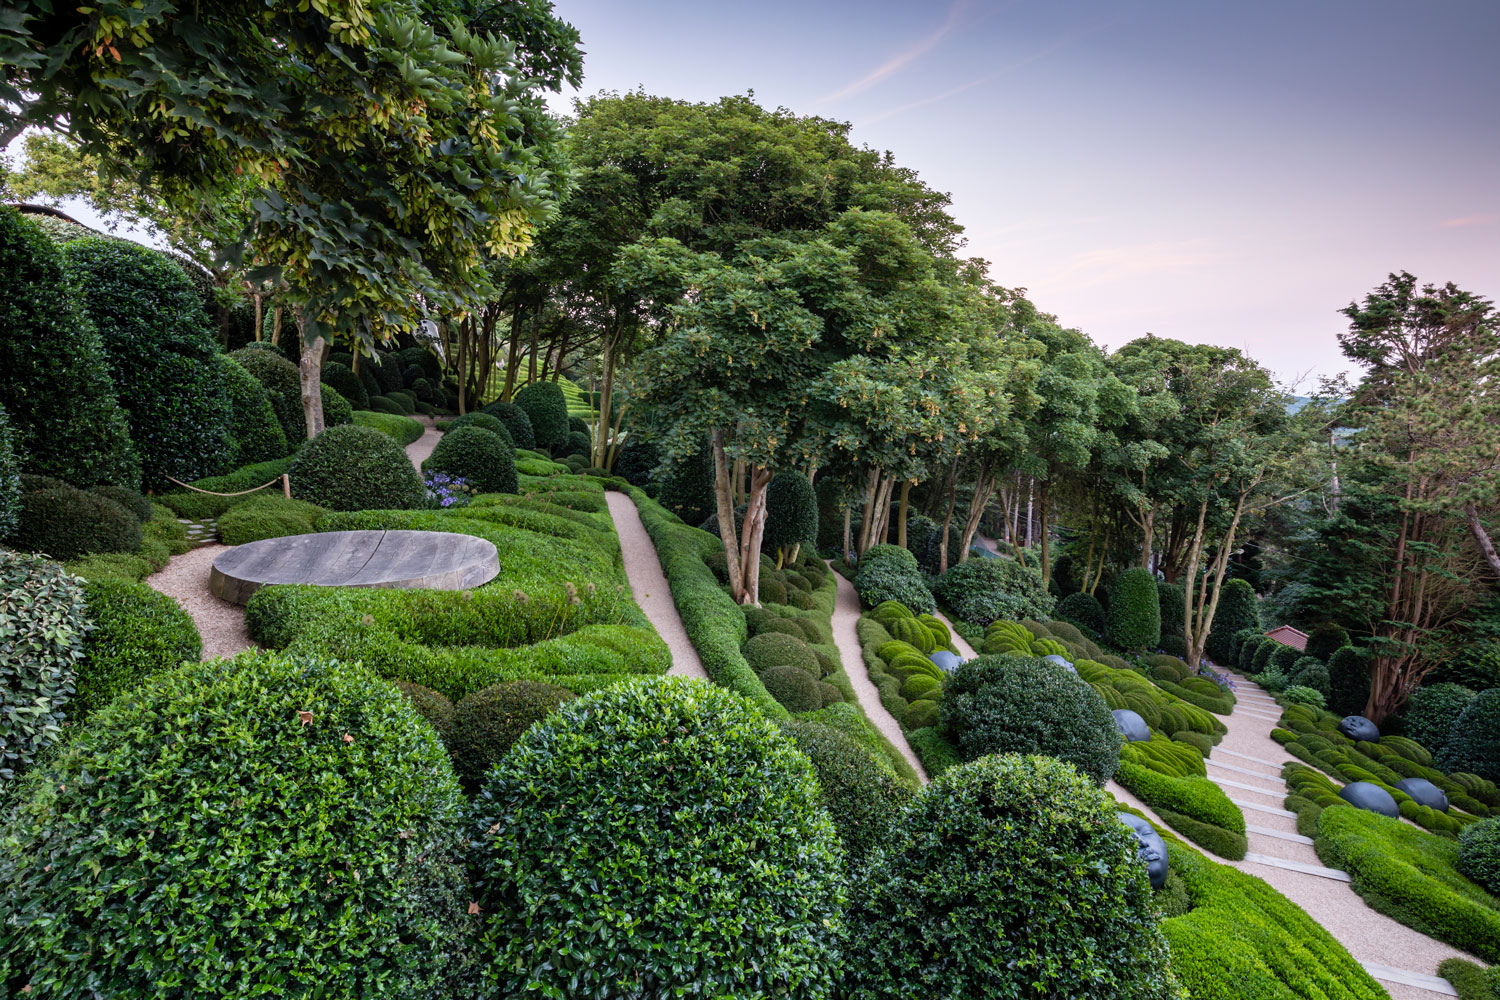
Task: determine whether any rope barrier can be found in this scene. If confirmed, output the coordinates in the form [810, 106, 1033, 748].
[164, 473, 292, 499]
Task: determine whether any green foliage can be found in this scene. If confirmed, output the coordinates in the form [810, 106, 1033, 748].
[1206, 578, 1259, 664]
[1268, 643, 1303, 672]
[941, 655, 1121, 784]
[74, 578, 199, 721]
[1075, 657, 1228, 740]
[0, 209, 138, 487]
[764, 472, 818, 555]
[933, 554, 1055, 625]
[0, 653, 473, 996]
[288, 424, 424, 511]
[1157, 581, 1186, 656]
[780, 719, 912, 862]
[1317, 805, 1500, 961]
[449, 679, 574, 790]
[62, 237, 231, 488]
[1438, 689, 1500, 782]
[1305, 622, 1351, 661]
[321, 382, 354, 427]
[1328, 645, 1371, 716]
[230, 345, 304, 442]
[0, 550, 86, 781]
[321, 360, 368, 409]
[743, 631, 819, 675]
[1288, 656, 1331, 696]
[1437, 959, 1500, 1000]
[761, 663, 831, 712]
[12, 481, 143, 560]
[0, 403, 18, 538]
[89, 483, 152, 523]
[514, 381, 570, 452]
[351, 408, 424, 445]
[1282, 684, 1326, 708]
[654, 436, 716, 526]
[1115, 761, 1248, 859]
[392, 680, 454, 745]
[481, 400, 536, 450]
[1407, 682, 1477, 752]
[1460, 818, 1500, 895]
[841, 754, 1178, 999]
[467, 677, 845, 998]
[157, 458, 291, 519]
[446, 411, 507, 438]
[1107, 567, 1161, 651]
[216, 494, 325, 545]
[423, 425, 517, 495]
[1055, 589, 1106, 636]
[214, 353, 289, 466]
[854, 543, 935, 613]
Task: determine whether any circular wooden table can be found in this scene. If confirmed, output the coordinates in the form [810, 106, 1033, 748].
[210, 529, 499, 605]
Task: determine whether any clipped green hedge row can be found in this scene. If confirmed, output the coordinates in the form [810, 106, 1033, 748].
[74, 578, 200, 721]
[351, 408, 424, 446]
[1115, 760, 1247, 860]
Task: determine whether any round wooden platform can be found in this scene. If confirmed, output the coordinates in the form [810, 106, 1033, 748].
[209, 529, 500, 605]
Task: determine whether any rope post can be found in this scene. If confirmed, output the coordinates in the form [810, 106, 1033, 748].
[282, 474, 291, 499]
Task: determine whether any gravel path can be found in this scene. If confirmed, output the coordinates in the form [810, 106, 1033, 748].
[603, 491, 707, 679]
[144, 543, 253, 660]
[829, 566, 928, 783]
[934, 609, 978, 659]
[404, 415, 441, 470]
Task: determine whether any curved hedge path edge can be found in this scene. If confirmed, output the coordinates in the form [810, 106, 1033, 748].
[934, 608, 977, 659]
[602, 491, 708, 680]
[403, 414, 440, 470]
[829, 566, 929, 783]
[144, 542, 253, 659]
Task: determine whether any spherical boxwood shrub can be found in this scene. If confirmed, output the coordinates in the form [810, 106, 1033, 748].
[393, 680, 455, 745]
[513, 381, 570, 453]
[449, 679, 574, 789]
[781, 719, 912, 862]
[1327, 645, 1371, 717]
[1108, 567, 1161, 651]
[446, 411, 508, 439]
[941, 655, 1121, 784]
[854, 544, 935, 614]
[322, 360, 369, 409]
[89, 483, 152, 523]
[320, 382, 354, 429]
[1459, 817, 1500, 895]
[467, 677, 846, 998]
[934, 554, 1054, 626]
[0, 208, 139, 488]
[744, 630, 819, 675]
[1206, 577, 1259, 664]
[0, 653, 473, 997]
[73, 578, 200, 721]
[480, 400, 536, 450]
[764, 472, 818, 556]
[1306, 622, 1351, 662]
[231, 345, 304, 442]
[422, 425, 517, 495]
[289, 424, 424, 511]
[0, 550, 87, 779]
[12, 483, 143, 560]
[0, 402, 21, 538]
[761, 663, 829, 712]
[1055, 589, 1106, 636]
[216, 495, 325, 545]
[840, 754, 1178, 999]
[1437, 689, 1500, 782]
[1405, 682, 1476, 753]
[1288, 656, 1331, 697]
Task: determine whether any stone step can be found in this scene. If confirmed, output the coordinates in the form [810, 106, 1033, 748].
[1233, 797, 1297, 818]
[1241, 851, 1351, 882]
[1210, 774, 1285, 797]
[1246, 823, 1314, 845]
[1235, 705, 1283, 720]
[1215, 746, 1291, 769]
[1360, 962, 1458, 997]
[1206, 757, 1282, 780]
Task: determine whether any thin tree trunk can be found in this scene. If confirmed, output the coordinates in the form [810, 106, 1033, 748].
[842, 505, 852, 562]
[957, 462, 995, 565]
[711, 430, 745, 603]
[938, 459, 960, 573]
[1038, 479, 1052, 584]
[1024, 477, 1034, 548]
[856, 468, 880, 557]
[502, 305, 524, 402]
[1465, 503, 1500, 581]
[897, 480, 912, 549]
[738, 467, 773, 605]
[297, 321, 327, 441]
[271, 306, 284, 346]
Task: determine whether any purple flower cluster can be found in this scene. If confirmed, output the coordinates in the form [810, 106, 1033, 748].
[423, 471, 477, 509]
[1197, 666, 1237, 692]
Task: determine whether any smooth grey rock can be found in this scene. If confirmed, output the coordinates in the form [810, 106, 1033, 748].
[210, 529, 499, 605]
[1042, 653, 1076, 673]
[1113, 709, 1152, 743]
[1395, 777, 1449, 812]
[1338, 716, 1380, 742]
[929, 650, 963, 674]
[1118, 811, 1169, 889]
[1339, 780, 1399, 818]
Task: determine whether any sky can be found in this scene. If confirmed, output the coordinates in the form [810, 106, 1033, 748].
[542, 0, 1500, 386]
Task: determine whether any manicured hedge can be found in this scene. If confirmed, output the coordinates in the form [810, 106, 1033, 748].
[321, 360, 368, 409]
[1328, 645, 1371, 717]
[0, 653, 474, 996]
[422, 425, 517, 495]
[854, 543, 935, 613]
[1306, 622, 1351, 661]
[0, 403, 17, 538]
[229, 345, 305, 443]
[157, 457, 292, 520]
[1156, 581, 1187, 657]
[842, 754, 1177, 999]
[1407, 682, 1477, 752]
[1205, 578, 1259, 664]
[12, 480, 142, 560]
[214, 353, 289, 466]
[351, 408, 424, 445]
[1460, 818, 1500, 894]
[467, 678, 844, 998]
[513, 380, 569, 453]
[1439, 689, 1500, 783]
[216, 494, 325, 545]
[0, 550, 86, 781]
[480, 399, 536, 450]
[1115, 760, 1248, 859]
[73, 577, 200, 721]
[1108, 567, 1161, 651]
[781, 718, 911, 861]
[764, 471, 818, 558]
[448, 679, 574, 790]
[933, 553, 1054, 624]
[1055, 589, 1106, 636]
[288, 424, 425, 511]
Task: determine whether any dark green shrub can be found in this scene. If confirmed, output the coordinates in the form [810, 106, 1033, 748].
[1268, 642, 1302, 672]
[217, 495, 325, 545]
[63, 237, 231, 488]
[612, 435, 660, 487]
[288, 424, 424, 512]
[514, 381, 569, 452]
[369, 395, 404, 415]
[1055, 590, 1106, 636]
[386, 389, 416, 414]
[0, 653, 473, 996]
[0, 550, 86, 780]
[89, 483, 152, 522]
[762, 663, 827, 712]
[1438, 689, 1500, 782]
[214, 354, 288, 466]
[841, 754, 1177, 999]
[764, 472, 818, 557]
[467, 678, 844, 997]
[1460, 818, 1500, 895]
[1206, 578, 1259, 663]
[372, 351, 404, 393]
[1436, 960, 1500, 1000]
[1288, 656, 1331, 696]
[655, 436, 716, 526]
[1158, 581, 1186, 655]
[321, 382, 353, 428]
[352, 409, 424, 446]
[480, 400, 536, 450]
[1251, 637, 1278, 673]
[559, 428, 590, 457]
[933, 553, 1054, 625]
[446, 411, 508, 438]
[74, 578, 200, 720]
[941, 655, 1121, 784]
[231, 345, 303, 442]
[744, 630, 818, 675]
[0, 403, 20, 538]
[1306, 622, 1351, 661]
[13, 484, 142, 560]
[449, 679, 574, 789]
[855, 544, 935, 614]
[422, 425, 517, 495]
[782, 719, 912, 862]
[1407, 682, 1477, 752]
[322, 360, 369, 409]
[356, 359, 382, 401]
[1107, 567, 1161, 651]
[0, 209, 138, 487]
[392, 680, 455, 745]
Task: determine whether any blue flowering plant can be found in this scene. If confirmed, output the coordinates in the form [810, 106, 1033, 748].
[423, 472, 478, 509]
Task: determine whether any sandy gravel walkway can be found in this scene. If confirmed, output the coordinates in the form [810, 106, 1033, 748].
[145, 543, 253, 660]
[403, 415, 441, 470]
[603, 491, 707, 679]
[934, 609, 978, 659]
[830, 566, 928, 782]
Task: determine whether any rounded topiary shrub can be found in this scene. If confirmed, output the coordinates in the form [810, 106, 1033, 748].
[1327, 645, 1370, 717]
[446, 411, 508, 439]
[216, 495, 324, 545]
[1405, 682, 1476, 752]
[0, 653, 473, 997]
[230, 345, 304, 443]
[1459, 817, 1500, 895]
[513, 381, 569, 453]
[12, 484, 143, 560]
[781, 719, 912, 862]
[1107, 567, 1161, 651]
[1156, 581, 1186, 657]
[322, 360, 369, 409]
[1305, 622, 1351, 662]
[1288, 656, 1331, 697]
[0, 209, 139, 488]
[612, 436, 660, 487]
[941, 655, 1121, 784]
[933, 555, 1054, 625]
[74, 578, 200, 721]
[761, 663, 827, 712]
[0, 550, 87, 779]
[743, 630, 818, 675]
[393, 680, 455, 744]
[89, 483, 152, 523]
[1055, 590, 1106, 636]
[480, 400, 536, 450]
[840, 754, 1178, 1000]
[1437, 689, 1500, 782]
[449, 680, 574, 789]
[764, 472, 818, 558]
[854, 544, 935, 614]
[422, 425, 517, 495]
[467, 677, 846, 998]
[288, 424, 424, 511]
[320, 381, 354, 429]
[1205, 577, 1259, 664]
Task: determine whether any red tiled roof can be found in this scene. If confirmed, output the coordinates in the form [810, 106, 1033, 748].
[1264, 625, 1308, 651]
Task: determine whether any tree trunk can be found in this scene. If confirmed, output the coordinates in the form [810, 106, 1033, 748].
[271, 306, 284, 346]
[1465, 503, 1500, 581]
[938, 459, 959, 574]
[957, 461, 995, 566]
[856, 468, 880, 557]
[593, 326, 618, 469]
[842, 505, 852, 562]
[1024, 477, 1034, 547]
[737, 467, 773, 605]
[1038, 479, 1052, 584]
[897, 480, 912, 549]
[251, 289, 265, 343]
[711, 430, 745, 603]
[297, 321, 327, 441]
